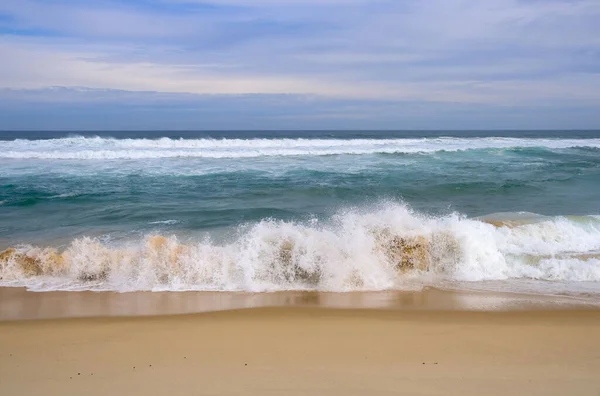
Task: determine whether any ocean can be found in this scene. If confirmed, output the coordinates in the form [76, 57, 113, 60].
[1, 130, 599, 297]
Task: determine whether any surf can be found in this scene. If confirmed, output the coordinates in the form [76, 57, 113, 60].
[1, 136, 600, 159]
[1, 204, 599, 293]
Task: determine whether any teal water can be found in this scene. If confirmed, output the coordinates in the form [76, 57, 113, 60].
[1, 130, 599, 294]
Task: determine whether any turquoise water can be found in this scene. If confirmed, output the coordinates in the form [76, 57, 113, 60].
[1, 130, 600, 294]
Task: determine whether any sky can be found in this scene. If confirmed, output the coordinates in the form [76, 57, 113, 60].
[0, 0, 599, 130]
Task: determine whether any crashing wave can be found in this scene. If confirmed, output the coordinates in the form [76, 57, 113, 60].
[1, 204, 600, 292]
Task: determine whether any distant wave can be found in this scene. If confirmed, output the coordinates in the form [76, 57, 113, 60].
[148, 220, 180, 225]
[1, 136, 599, 159]
[2, 204, 600, 292]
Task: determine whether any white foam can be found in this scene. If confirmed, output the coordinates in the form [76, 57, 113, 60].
[149, 220, 180, 225]
[1, 204, 600, 293]
[0, 136, 599, 159]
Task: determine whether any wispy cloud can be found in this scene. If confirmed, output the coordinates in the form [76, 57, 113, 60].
[0, 0, 599, 128]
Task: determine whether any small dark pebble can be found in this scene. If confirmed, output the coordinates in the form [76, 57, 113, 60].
[149, 365, 152, 367]
[133, 366, 136, 369]
[422, 363, 425, 365]
[245, 363, 247, 366]
[70, 377, 72, 380]
[78, 373, 81, 376]
[434, 363, 438, 365]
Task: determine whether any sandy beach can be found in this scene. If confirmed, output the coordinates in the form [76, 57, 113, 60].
[2, 295, 600, 395]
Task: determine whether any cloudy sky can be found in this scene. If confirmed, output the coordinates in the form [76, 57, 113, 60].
[1, 0, 599, 130]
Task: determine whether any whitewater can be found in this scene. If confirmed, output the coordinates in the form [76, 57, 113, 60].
[1, 131, 599, 297]
[1, 136, 600, 159]
[1, 204, 600, 294]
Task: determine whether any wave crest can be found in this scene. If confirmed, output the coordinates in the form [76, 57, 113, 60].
[1, 204, 600, 292]
[1, 136, 599, 159]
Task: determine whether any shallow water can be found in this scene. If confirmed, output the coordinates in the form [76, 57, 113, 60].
[1, 287, 596, 321]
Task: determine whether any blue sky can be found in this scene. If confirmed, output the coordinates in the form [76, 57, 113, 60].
[1, 0, 599, 130]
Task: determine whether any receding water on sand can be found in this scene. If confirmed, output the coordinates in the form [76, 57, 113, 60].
[1, 287, 597, 321]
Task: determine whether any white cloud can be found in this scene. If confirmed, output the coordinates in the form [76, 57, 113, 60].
[0, 0, 599, 106]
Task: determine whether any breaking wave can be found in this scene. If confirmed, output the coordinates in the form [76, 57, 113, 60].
[1, 136, 599, 159]
[1, 204, 600, 292]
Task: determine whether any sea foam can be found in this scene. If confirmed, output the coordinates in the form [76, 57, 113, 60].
[0, 136, 599, 159]
[1, 204, 599, 293]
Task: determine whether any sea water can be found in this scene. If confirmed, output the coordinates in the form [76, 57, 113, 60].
[0, 130, 599, 297]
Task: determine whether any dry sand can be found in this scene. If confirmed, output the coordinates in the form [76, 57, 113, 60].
[2, 307, 600, 396]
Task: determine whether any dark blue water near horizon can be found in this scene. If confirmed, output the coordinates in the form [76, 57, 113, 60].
[1, 129, 599, 141]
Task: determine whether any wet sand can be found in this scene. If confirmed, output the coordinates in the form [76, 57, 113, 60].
[1, 307, 600, 396]
[1, 286, 598, 321]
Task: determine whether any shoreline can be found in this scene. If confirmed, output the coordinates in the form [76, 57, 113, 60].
[2, 307, 600, 395]
[1, 286, 598, 321]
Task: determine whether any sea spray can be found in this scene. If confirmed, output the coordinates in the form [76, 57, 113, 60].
[1, 204, 600, 292]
